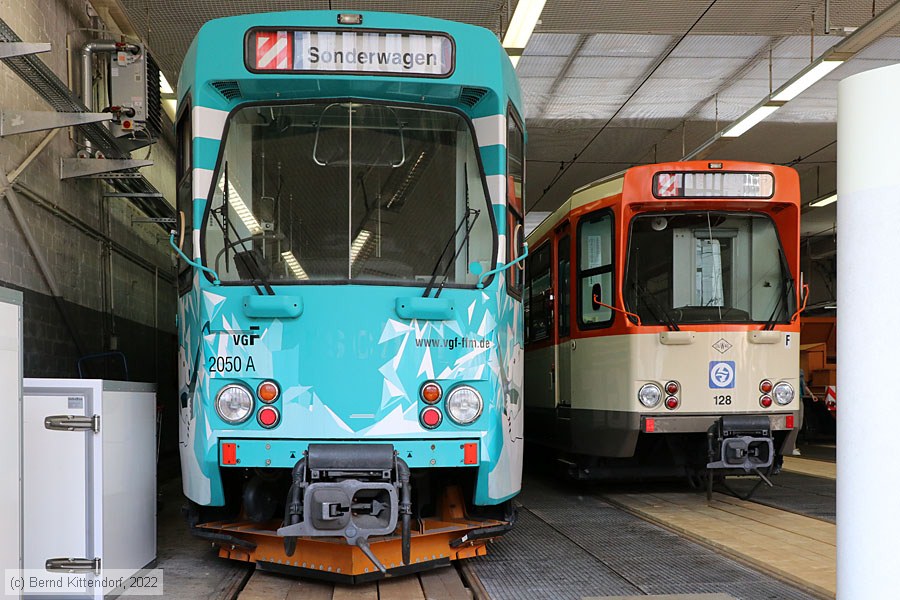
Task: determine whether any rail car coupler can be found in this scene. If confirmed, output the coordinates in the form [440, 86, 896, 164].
[706, 415, 775, 472]
[276, 443, 412, 572]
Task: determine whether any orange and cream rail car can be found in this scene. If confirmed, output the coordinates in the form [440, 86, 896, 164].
[524, 161, 804, 481]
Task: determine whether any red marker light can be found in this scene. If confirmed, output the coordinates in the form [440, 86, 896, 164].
[665, 381, 679, 395]
[421, 407, 442, 429]
[257, 406, 280, 428]
[760, 380, 773, 394]
[222, 443, 237, 465]
[786, 415, 795, 429]
[645, 418, 655, 433]
[665, 396, 679, 410]
[760, 395, 773, 408]
[463, 443, 478, 465]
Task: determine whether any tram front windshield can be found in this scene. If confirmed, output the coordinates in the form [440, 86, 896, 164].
[624, 212, 794, 325]
[205, 102, 493, 286]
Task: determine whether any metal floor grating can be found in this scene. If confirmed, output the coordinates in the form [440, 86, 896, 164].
[469, 474, 820, 600]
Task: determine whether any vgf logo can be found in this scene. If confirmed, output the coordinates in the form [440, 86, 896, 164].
[709, 361, 735, 389]
[232, 325, 261, 346]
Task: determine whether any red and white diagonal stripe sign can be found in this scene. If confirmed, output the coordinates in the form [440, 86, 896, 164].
[256, 30, 292, 70]
[657, 173, 679, 197]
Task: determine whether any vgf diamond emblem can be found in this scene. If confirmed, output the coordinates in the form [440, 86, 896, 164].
[712, 338, 732, 354]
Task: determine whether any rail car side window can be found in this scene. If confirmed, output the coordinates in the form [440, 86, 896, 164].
[176, 105, 193, 295]
[506, 108, 525, 298]
[558, 235, 571, 337]
[524, 243, 551, 343]
[578, 211, 614, 328]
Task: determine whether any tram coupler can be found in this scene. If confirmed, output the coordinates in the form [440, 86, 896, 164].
[706, 415, 775, 472]
[277, 444, 412, 573]
[705, 415, 775, 501]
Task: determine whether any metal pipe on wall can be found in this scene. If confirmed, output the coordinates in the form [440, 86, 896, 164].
[836, 62, 900, 598]
[80, 40, 139, 153]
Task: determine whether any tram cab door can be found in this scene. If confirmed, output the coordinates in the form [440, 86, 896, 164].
[555, 231, 572, 413]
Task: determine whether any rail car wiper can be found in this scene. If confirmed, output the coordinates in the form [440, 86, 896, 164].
[762, 249, 793, 331]
[633, 282, 679, 331]
[210, 162, 275, 296]
[422, 208, 481, 298]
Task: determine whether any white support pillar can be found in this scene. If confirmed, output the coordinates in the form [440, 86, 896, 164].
[837, 62, 900, 598]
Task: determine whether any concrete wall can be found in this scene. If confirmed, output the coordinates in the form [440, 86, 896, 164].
[0, 0, 178, 405]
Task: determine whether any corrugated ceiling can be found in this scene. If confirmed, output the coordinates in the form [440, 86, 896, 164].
[118, 0, 900, 227]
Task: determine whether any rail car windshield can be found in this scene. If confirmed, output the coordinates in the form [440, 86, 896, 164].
[205, 102, 493, 286]
[623, 212, 794, 325]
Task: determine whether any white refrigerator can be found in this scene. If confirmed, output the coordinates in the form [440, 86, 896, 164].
[22, 379, 156, 598]
[0, 288, 23, 593]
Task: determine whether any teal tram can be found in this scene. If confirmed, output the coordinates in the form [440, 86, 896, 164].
[171, 10, 527, 581]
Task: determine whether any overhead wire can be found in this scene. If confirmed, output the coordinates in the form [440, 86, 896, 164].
[535, 0, 721, 206]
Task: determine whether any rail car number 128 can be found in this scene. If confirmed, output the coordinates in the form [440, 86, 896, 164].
[713, 395, 732, 405]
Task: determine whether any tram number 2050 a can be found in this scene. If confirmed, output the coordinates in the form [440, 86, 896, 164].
[208, 355, 256, 373]
[713, 395, 732, 406]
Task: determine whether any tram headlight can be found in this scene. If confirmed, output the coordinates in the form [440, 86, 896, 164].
[638, 383, 662, 408]
[215, 384, 254, 424]
[445, 386, 483, 425]
[773, 381, 795, 406]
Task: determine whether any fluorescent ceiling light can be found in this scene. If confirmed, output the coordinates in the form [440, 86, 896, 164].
[772, 60, 844, 102]
[350, 230, 373, 264]
[162, 98, 176, 121]
[502, 0, 547, 50]
[217, 182, 262, 235]
[160, 73, 176, 121]
[721, 104, 781, 138]
[159, 72, 174, 95]
[281, 251, 309, 280]
[509, 55, 521, 68]
[810, 193, 837, 207]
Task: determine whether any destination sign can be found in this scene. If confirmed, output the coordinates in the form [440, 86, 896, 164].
[251, 29, 454, 77]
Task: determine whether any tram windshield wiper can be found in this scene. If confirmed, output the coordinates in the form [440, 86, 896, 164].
[762, 249, 793, 331]
[633, 282, 680, 331]
[422, 208, 480, 298]
[211, 162, 275, 296]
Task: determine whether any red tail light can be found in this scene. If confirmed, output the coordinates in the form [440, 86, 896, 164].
[257, 406, 280, 428]
[420, 407, 442, 429]
[760, 380, 773, 394]
[786, 414, 795, 429]
[665, 396, 679, 410]
[665, 381, 679, 395]
[760, 395, 773, 408]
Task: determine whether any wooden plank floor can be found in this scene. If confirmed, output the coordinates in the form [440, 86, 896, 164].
[782, 456, 836, 480]
[238, 566, 474, 600]
[604, 491, 835, 599]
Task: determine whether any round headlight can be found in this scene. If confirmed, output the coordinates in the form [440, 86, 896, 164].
[638, 383, 662, 408]
[215, 384, 254, 424]
[773, 381, 795, 405]
[445, 386, 483, 425]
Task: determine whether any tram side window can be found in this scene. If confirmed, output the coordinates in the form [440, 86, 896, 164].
[558, 235, 571, 337]
[525, 243, 551, 343]
[506, 108, 525, 298]
[578, 211, 614, 327]
[176, 107, 193, 295]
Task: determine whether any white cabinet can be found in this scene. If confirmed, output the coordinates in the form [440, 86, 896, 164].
[0, 288, 23, 591]
[22, 379, 156, 598]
